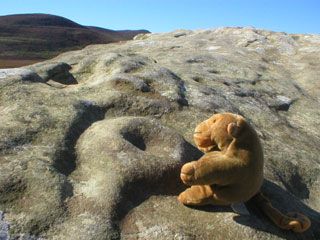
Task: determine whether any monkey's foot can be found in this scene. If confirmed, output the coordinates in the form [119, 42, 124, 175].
[178, 185, 230, 206]
[180, 162, 196, 186]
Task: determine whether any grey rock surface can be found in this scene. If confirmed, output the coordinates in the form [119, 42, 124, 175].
[0, 27, 319, 239]
[0, 210, 10, 240]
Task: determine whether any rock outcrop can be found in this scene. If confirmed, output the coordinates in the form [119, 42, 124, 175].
[0, 27, 319, 240]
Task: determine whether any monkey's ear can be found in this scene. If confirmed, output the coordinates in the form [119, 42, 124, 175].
[227, 118, 245, 138]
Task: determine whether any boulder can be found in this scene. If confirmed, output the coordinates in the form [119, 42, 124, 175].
[0, 27, 319, 239]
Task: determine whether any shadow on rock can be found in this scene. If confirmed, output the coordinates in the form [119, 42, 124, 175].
[234, 179, 320, 240]
[185, 204, 234, 214]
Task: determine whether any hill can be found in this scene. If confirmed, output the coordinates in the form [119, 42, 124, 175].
[0, 14, 149, 68]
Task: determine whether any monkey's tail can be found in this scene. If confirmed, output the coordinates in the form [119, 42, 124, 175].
[250, 192, 311, 233]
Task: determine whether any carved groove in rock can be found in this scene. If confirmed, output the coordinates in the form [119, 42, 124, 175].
[52, 100, 107, 176]
[49, 117, 202, 239]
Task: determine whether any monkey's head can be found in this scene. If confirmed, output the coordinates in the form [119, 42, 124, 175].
[193, 113, 247, 152]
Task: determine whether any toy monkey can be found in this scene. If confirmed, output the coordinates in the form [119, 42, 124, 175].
[178, 113, 311, 232]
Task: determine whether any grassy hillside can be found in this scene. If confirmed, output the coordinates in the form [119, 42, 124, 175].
[0, 14, 149, 68]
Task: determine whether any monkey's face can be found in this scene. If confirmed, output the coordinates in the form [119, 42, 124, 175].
[193, 113, 241, 152]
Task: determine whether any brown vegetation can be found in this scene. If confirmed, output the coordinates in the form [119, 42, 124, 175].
[0, 14, 149, 68]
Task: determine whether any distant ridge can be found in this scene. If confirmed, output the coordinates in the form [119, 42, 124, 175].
[0, 14, 150, 68]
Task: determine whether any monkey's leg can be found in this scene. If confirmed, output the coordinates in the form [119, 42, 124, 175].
[178, 185, 231, 206]
[180, 155, 239, 186]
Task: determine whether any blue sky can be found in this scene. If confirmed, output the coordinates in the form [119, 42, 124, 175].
[0, 0, 319, 34]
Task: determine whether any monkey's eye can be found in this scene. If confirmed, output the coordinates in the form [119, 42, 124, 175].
[213, 119, 216, 123]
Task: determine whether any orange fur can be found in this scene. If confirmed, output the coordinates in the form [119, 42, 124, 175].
[178, 112, 311, 232]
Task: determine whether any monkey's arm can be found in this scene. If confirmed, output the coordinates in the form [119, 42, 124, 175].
[180, 152, 244, 186]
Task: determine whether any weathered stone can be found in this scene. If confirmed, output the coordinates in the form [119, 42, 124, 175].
[46, 117, 201, 239]
[0, 27, 319, 239]
[0, 210, 10, 240]
[0, 68, 43, 83]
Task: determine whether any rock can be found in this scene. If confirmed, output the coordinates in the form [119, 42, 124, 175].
[174, 32, 187, 38]
[0, 27, 319, 239]
[0, 210, 10, 240]
[50, 117, 201, 239]
[0, 68, 43, 82]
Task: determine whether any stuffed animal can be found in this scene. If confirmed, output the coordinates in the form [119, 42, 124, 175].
[178, 112, 311, 232]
